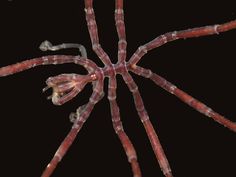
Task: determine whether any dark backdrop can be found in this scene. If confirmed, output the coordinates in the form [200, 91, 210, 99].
[1, 0, 235, 177]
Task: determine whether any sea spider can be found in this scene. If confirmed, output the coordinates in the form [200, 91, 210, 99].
[1, 1, 235, 177]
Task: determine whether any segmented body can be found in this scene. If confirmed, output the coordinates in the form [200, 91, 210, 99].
[1, 0, 236, 177]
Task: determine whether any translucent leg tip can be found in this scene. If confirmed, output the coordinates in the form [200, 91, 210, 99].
[69, 112, 77, 123]
[39, 40, 52, 51]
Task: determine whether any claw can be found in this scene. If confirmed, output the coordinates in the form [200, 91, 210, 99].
[44, 73, 93, 105]
[69, 112, 77, 123]
[39, 40, 52, 51]
[42, 85, 50, 92]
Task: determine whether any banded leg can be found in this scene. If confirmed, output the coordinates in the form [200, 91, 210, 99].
[108, 75, 142, 177]
[39, 40, 87, 58]
[130, 65, 236, 132]
[122, 72, 173, 177]
[115, 0, 127, 62]
[129, 19, 236, 65]
[41, 79, 104, 177]
[84, 0, 112, 66]
[0, 55, 98, 77]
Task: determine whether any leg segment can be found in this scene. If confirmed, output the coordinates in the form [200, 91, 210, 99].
[0, 55, 98, 77]
[122, 72, 173, 177]
[130, 65, 236, 132]
[39, 40, 87, 58]
[84, 0, 112, 66]
[108, 75, 142, 177]
[115, 0, 127, 62]
[41, 79, 104, 177]
[129, 19, 236, 65]
[41, 125, 84, 177]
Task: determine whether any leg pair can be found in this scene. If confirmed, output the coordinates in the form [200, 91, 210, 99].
[128, 65, 236, 133]
[92, 0, 236, 176]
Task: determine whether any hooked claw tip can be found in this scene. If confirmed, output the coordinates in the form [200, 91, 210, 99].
[39, 40, 52, 51]
[42, 86, 50, 92]
[47, 95, 53, 100]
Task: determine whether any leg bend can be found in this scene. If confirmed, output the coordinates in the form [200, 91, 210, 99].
[0, 55, 98, 77]
[41, 80, 104, 177]
[84, 0, 112, 66]
[39, 40, 87, 58]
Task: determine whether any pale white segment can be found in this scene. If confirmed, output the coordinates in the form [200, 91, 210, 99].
[138, 46, 148, 53]
[213, 24, 220, 34]
[161, 35, 168, 43]
[116, 20, 124, 25]
[115, 9, 124, 14]
[118, 39, 127, 45]
[169, 85, 177, 94]
[84, 7, 94, 14]
[171, 31, 179, 39]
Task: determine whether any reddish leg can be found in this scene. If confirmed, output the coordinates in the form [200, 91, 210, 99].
[115, 0, 127, 63]
[41, 77, 104, 177]
[129, 20, 236, 66]
[84, 0, 112, 66]
[108, 75, 142, 177]
[122, 72, 173, 177]
[129, 65, 236, 132]
[0, 55, 98, 77]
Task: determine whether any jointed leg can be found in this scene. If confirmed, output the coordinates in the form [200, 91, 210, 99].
[115, 0, 127, 62]
[0, 55, 98, 77]
[122, 72, 173, 177]
[41, 79, 104, 177]
[129, 65, 236, 132]
[129, 19, 236, 65]
[84, 0, 112, 66]
[108, 76, 142, 177]
[41, 125, 84, 177]
[39, 40, 87, 58]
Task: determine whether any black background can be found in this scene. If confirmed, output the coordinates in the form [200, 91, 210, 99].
[1, 0, 235, 177]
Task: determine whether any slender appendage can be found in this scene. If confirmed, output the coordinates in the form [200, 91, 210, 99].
[130, 65, 236, 132]
[0, 55, 99, 77]
[122, 72, 173, 177]
[41, 126, 83, 177]
[108, 75, 142, 177]
[41, 75, 104, 177]
[115, 0, 127, 62]
[129, 19, 236, 65]
[84, 0, 113, 66]
[44, 73, 97, 105]
[39, 40, 88, 58]
[1, 1, 235, 176]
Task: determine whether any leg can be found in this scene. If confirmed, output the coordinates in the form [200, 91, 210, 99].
[39, 40, 87, 58]
[122, 72, 173, 177]
[41, 80, 104, 177]
[115, 0, 127, 62]
[130, 65, 236, 132]
[41, 124, 84, 177]
[0, 55, 98, 77]
[84, 0, 112, 66]
[129, 20, 236, 65]
[108, 76, 142, 177]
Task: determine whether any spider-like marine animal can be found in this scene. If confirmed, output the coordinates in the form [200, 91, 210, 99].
[1, 0, 236, 177]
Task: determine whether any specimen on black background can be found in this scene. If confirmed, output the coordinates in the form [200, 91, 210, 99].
[1, 0, 236, 177]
